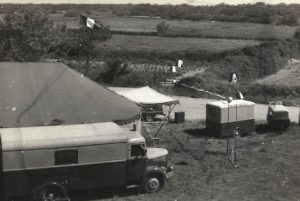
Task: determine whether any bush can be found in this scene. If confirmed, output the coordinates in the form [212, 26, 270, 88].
[63, 10, 80, 17]
[280, 14, 298, 26]
[294, 28, 300, 40]
[156, 21, 170, 36]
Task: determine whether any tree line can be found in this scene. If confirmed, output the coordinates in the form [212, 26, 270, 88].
[0, 3, 299, 25]
[0, 9, 111, 62]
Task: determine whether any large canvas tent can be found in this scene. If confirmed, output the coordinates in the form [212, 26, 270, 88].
[0, 62, 140, 128]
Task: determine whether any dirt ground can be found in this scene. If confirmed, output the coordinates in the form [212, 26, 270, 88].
[171, 96, 300, 123]
[70, 122, 300, 201]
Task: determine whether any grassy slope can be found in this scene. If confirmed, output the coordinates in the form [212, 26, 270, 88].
[165, 20, 298, 40]
[95, 35, 261, 53]
[257, 59, 300, 87]
[101, 17, 298, 40]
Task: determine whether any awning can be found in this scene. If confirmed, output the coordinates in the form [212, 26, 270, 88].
[109, 86, 179, 106]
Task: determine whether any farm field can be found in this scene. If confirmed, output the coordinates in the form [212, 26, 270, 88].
[94, 34, 262, 53]
[165, 20, 298, 40]
[49, 14, 298, 40]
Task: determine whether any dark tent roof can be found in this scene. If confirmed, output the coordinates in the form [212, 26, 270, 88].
[0, 62, 140, 128]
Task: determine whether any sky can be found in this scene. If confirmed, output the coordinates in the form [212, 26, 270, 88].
[2, 0, 300, 5]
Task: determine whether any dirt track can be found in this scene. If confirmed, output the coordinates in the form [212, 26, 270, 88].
[171, 96, 300, 123]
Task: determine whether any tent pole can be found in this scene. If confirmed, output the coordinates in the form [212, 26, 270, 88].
[154, 103, 177, 138]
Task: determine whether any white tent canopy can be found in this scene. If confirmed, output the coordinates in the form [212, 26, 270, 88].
[109, 86, 179, 106]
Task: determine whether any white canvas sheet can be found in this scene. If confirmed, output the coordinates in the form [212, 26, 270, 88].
[109, 86, 178, 106]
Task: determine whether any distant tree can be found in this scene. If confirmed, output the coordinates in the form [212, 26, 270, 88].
[280, 13, 298, 26]
[0, 9, 111, 66]
[103, 58, 130, 84]
[294, 28, 300, 39]
[261, 12, 273, 24]
[1, 9, 54, 61]
[156, 21, 170, 36]
[64, 9, 80, 17]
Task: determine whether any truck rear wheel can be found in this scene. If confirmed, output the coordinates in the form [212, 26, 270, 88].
[37, 185, 68, 201]
[143, 174, 164, 193]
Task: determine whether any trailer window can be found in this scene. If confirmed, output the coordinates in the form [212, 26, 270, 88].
[55, 149, 78, 165]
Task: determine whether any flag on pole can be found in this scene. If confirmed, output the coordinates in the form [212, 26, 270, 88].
[80, 15, 100, 29]
[86, 17, 95, 28]
[171, 66, 177, 73]
[236, 90, 244, 100]
[229, 72, 238, 83]
[178, 60, 183, 68]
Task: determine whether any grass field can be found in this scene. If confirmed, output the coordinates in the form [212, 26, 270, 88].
[166, 21, 298, 40]
[95, 34, 262, 53]
[49, 14, 298, 40]
[67, 122, 300, 201]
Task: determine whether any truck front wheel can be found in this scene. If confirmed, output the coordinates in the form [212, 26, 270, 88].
[143, 174, 164, 193]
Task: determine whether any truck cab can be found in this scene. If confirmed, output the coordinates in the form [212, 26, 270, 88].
[127, 132, 173, 193]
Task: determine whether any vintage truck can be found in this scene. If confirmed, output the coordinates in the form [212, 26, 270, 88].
[0, 122, 173, 201]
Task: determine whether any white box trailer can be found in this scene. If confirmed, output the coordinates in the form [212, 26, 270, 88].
[206, 100, 255, 137]
[0, 122, 173, 201]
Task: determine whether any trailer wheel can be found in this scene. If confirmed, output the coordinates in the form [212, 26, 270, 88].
[37, 185, 68, 201]
[143, 174, 164, 193]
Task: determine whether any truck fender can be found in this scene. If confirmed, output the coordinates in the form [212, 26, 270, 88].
[144, 166, 166, 180]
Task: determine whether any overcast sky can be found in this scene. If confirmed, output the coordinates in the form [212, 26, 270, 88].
[2, 0, 300, 5]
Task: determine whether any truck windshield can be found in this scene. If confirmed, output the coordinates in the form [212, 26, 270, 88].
[131, 145, 145, 157]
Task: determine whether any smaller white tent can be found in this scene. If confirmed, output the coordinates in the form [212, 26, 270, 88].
[109, 86, 178, 106]
[109, 86, 179, 122]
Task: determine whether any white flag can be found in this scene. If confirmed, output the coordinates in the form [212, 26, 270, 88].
[86, 17, 95, 29]
[236, 90, 244, 100]
[229, 73, 238, 83]
[178, 60, 183, 68]
[172, 66, 177, 73]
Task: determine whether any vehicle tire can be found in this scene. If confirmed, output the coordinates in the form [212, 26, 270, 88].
[233, 128, 242, 138]
[37, 185, 68, 201]
[143, 174, 164, 193]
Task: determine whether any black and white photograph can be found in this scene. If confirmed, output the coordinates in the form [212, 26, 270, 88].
[0, 0, 300, 200]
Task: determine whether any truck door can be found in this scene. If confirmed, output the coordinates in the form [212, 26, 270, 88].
[127, 144, 147, 184]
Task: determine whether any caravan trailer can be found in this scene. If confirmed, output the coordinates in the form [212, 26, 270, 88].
[206, 100, 255, 137]
[0, 122, 173, 201]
